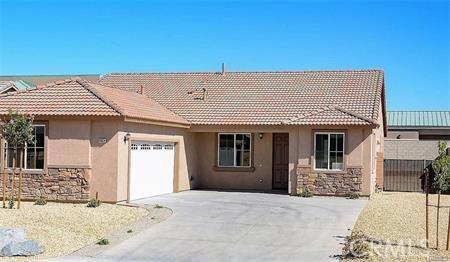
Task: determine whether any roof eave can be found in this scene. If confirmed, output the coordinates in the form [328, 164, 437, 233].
[124, 117, 190, 129]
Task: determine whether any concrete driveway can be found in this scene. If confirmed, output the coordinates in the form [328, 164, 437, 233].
[76, 191, 366, 261]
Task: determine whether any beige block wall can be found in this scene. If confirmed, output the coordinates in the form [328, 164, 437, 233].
[386, 131, 419, 140]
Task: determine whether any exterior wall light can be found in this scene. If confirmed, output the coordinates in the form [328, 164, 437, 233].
[259, 133, 264, 139]
[124, 132, 131, 143]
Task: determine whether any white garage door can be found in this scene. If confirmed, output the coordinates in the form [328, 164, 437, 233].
[130, 141, 175, 200]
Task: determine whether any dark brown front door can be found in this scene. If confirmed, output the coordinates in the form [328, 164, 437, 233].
[272, 133, 289, 190]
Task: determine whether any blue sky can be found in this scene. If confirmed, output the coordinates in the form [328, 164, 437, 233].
[0, 0, 449, 110]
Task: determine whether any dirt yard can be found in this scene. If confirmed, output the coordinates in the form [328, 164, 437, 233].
[347, 192, 450, 261]
[0, 201, 149, 259]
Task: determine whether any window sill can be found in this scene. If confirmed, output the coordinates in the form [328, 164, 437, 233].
[313, 169, 347, 174]
[4, 169, 45, 174]
[213, 166, 255, 172]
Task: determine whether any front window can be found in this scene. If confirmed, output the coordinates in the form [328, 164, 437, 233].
[4, 125, 45, 170]
[218, 133, 251, 167]
[314, 132, 344, 171]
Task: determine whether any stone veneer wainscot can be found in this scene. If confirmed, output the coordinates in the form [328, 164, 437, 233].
[1, 168, 90, 201]
[297, 167, 362, 196]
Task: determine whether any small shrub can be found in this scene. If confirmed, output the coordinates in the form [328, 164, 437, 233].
[87, 198, 101, 208]
[155, 204, 163, 208]
[374, 184, 382, 193]
[97, 238, 109, 245]
[34, 195, 47, 205]
[342, 231, 370, 259]
[8, 193, 14, 209]
[299, 188, 313, 198]
[346, 192, 360, 199]
[127, 229, 133, 233]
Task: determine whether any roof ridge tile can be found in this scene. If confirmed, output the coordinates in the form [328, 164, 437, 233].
[104, 69, 384, 77]
[334, 106, 378, 125]
[75, 79, 124, 116]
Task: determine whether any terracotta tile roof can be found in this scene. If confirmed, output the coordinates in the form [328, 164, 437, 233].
[283, 106, 377, 125]
[0, 79, 189, 126]
[85, 82, 190, 125]
[0, 79, 119, 117]
[101, 70, 385, 126]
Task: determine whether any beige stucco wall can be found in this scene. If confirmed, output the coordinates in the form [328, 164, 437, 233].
[47, 119, 91, 167]
[195, 132, 274, 191]
[361, 128, 374, 195]
[33, 117, 194, 203]
[372, 102, 386, 191]
[190, 125, 300, 193]
[297, 126, 373, 195]
[38, 118, 121, 202]
[36, 117, 384, 201]
[90, 120, 120, 202]
[189, 125, 377, 196]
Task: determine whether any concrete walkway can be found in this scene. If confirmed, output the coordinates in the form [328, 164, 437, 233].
[64, 191, 366, 262]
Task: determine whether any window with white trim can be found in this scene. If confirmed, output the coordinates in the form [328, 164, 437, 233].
[218, 133, 251, 167]
[4, 125, 45, 170]
[314, 132, 344, 171]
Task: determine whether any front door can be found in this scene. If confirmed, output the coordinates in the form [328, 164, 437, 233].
[272, 133, 289, 190]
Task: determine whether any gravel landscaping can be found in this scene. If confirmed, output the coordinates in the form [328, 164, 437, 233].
[346, 192, 450, 261]
[0, 201, 149, 260]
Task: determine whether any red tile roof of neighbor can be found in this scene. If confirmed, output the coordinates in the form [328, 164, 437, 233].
[0, 78, 190, 126]
[101, 70, 385, 126]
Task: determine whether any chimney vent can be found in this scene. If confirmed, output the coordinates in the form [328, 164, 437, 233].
[140, 85, 144, 95]
[221, 63, 226, 75]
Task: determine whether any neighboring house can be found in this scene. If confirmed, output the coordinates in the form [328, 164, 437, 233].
[0, 74, 99, 87]
[0, 80, 34, 94]
[0, 70, 386, 203]
[385, 111, 450, 160]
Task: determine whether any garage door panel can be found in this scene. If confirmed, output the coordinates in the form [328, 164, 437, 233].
[130, 141, 175, 200]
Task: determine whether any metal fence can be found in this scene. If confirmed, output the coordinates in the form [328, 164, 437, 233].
[383, 159, 433, 192]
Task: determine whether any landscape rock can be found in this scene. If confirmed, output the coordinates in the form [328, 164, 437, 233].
[1, 240, 43, 257]
[0, 228, 26, 250]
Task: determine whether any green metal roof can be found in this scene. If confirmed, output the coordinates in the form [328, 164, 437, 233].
[14, 80, 35, 90]
[388, 111, 450, 127]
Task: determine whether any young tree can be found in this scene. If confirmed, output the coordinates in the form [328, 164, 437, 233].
[1, 111, 34, 208]
[432, 140, 450, 249]
[433, 141, 450, 191]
